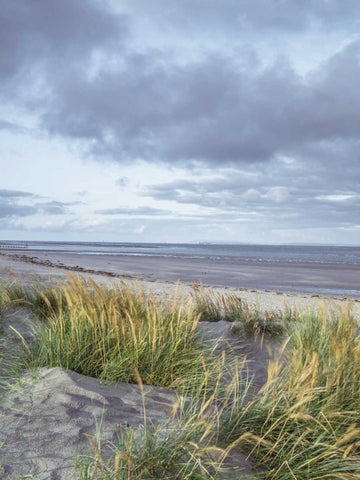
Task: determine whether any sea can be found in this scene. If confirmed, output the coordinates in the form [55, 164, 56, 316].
[1, 241, 360, 266]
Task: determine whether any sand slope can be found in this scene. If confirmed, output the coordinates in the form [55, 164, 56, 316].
[0, 367, 183, 479]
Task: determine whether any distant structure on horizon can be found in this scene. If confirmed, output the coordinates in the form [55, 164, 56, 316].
[0, 241, 28, 249]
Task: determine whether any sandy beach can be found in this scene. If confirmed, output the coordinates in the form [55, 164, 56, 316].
[1, 250, 359, 316]
[1, 249, 360, 479]
[0, 251, 265, 479]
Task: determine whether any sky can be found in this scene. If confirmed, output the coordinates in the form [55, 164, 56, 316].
[1, 0, 360, 245]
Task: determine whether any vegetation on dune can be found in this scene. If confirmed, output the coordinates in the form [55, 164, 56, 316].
[1, 276, 360, 478]
[192, 285, 246, 323]
[13, 276, 226, 392]
[0, 284, 6, 328]
[192, 285, 288, 336]
[0, 278, 29, 307]
[0, 280, 18, 331]
[76, 392, 236, 480]
[219, 306, 360, 479]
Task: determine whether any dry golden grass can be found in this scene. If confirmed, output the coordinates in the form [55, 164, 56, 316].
[15, 276, 226, 392]
[2, 277, 360, 478]
[220, 305, 360, 479]
[192, 285, 286, 336]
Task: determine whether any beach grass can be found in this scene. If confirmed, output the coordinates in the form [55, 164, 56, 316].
[0, 280, 15, 331]
[0, 278, 29, 307]
[76, 388, 234, 480]
[192, 285, 287, 336]
[1, 277, 360, 478]
[13, 276, 225, 392]
[219, 305, 360, 479]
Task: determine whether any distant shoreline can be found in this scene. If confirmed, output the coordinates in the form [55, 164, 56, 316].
[1, 250, 360, 323]
[1, 248, 360, 300]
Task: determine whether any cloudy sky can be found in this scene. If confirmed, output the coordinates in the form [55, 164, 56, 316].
[1, 0, 359, 244]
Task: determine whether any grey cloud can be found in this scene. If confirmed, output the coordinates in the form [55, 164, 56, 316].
[0, 189, 35, 198]
[0, 188, 38, 219]
[0, 203, 38, 218]
[143, 157, 360, 230]
[96, 206, 170, 216]
[143, 175, 291, 206]
[145, 180, 289, 210]
[0, 0, 127, 90]
[1, 0, 360, 242]
[2, 1, 360, 169]
[0, 196, 79, 219]
[35, 201, 80, 215]
[116, 177, 129, 187]
[0, 120, 27, 133]
[35, 39, 360, 168]
[120, 0, 360, 33]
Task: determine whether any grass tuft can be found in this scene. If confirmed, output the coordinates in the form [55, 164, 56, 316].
[192, 286, 286, 337]
[76, 363, 253, 480]
[77, 414, 222, 479]
[2, 276, 360, 478]
[219, 305, 360, 479]
[0, 279, 30, 308]
[18, 276, 222, 392]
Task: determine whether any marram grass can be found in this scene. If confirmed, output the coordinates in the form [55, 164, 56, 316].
[76, 383, 236, 480]
[219, 305, 360, 479]
[18, 276, 223, 391]
[0, 278, 30, 333]
[192, 285, 287, 336]
[75, 353, 256, 480]
[2, 276, 360, 478]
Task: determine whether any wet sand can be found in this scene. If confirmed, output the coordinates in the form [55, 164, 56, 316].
[1, 249, 359, 297]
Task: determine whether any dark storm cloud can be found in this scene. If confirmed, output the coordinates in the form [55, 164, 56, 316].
[41, 53, 287, 162]
[95, 206, 170, 216]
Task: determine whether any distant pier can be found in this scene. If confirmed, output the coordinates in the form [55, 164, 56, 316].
[0, 241, 28, 249]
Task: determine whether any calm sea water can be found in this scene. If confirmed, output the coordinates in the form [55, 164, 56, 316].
[5, 241, 360, 266]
